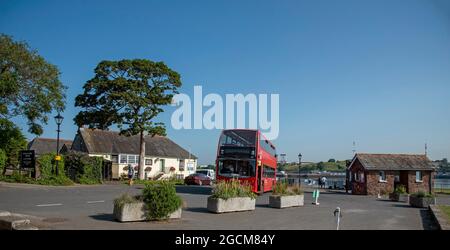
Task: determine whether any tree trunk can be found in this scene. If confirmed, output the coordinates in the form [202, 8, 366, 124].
[138, 131, 145, 180]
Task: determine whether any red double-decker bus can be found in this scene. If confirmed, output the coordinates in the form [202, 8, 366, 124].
[215, 129, 277, 194]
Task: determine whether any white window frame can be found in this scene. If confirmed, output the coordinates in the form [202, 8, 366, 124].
[354, 172, 360, 182]
[128, 155, 137, 164]
[145, 159, 153, 166]
[415, 171, 423, 183]
[120, 155, 127, 164]
[379, 171, 387, 183]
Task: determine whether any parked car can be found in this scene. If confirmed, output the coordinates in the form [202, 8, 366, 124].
[184, 173, 212, 186]
[196, 169, 215, 180]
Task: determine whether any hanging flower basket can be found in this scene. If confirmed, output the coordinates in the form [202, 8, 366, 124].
[170, 166, 176, 172]
[123, 166, 129, 171]
[145, 167, 152, 172]
[134, 166, 139, 171]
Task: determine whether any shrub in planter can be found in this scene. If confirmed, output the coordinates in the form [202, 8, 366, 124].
[389, 185, 409, 203]
[269, 182, 304, 208]
[113, 182, 183, 222]
[409, 191, 436, 208]
[208, 180, 256, 213]
[142, 181, 182, 220]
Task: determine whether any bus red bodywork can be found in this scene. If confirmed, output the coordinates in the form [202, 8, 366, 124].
[215, 129, 277, 193]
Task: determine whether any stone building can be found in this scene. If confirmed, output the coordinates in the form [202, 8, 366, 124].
[347, 153, 435, 195]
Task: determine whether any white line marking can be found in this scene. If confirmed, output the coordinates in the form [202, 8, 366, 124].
[87, 200, 105, 204]
[36, 203, 63, 207]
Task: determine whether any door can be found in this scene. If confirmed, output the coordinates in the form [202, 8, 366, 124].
[160, 159, 165, 173]
[257, 166, 263, 194]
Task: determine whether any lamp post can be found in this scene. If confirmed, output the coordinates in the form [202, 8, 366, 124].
[54, 113, 64, 176]
[298, 153, 302, 186]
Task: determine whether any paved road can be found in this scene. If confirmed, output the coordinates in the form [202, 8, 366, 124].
[1, 182, 448, 230]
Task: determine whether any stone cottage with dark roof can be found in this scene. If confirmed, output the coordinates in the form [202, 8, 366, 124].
[28, 138, 73, 156]
[71, 128, 197, 180]
[347, 153, 435, 195]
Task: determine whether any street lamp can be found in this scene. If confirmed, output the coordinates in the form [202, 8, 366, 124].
[298, 153, 302, 185]
[54, 113, 64, 176]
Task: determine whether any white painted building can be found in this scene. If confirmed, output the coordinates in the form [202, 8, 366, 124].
[71, 128, 197, 180]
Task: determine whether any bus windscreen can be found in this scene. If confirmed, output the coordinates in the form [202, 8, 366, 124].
[218, 159, 256, 178]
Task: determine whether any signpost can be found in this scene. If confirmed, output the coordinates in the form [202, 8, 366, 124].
[20, 150, 36, 178]
[20, 150, 35, 169]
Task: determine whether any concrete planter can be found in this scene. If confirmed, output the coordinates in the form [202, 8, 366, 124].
[409, 196, 436, 208]
[269, 194, 304, 208]
[113, 201, 182, 222]
[207, 196, 256, 213]
[389, 193, 410, 203]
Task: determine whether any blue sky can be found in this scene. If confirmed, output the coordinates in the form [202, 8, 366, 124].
[1, 0, 450, 164]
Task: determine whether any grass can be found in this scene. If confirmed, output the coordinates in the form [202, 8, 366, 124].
[435, 188, 450, 195]
[211, 180, 257, 200]
[0, 173, 74, 186]
[272, 182, 303, 196]
[438, 205, 450, 224]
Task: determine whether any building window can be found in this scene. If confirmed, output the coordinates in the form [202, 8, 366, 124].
[145, 159, 152, 165]
[111, 155, 119, 164]
[354, 172, 360, 182]
[179, 159, 185, 171]
[128, 155, 137, 164]
[416, 171, 423, 182]
[379, 171, 386, 182]
[120, 155, 127, 164]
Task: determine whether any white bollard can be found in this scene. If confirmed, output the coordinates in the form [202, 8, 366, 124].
[334, 207, 342, 230]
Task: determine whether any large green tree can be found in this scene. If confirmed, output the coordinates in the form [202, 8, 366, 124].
[0, 34, 66, 135]
[0, 118, 27, 173]
[74, 59, 181, 179]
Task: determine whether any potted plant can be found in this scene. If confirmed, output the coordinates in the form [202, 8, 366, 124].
[409, 191, 436, 208]
[269, 182, 304, 208]
[113, 181, 183, 222]
[207, 180, 257, 213]
[389, 185, 409, 203]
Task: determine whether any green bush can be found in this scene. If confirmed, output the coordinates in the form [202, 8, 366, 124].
[411, 191, 435, 198]
[211, 180, 257, 200]
[142, 181, 182, 220]
[0, 149, 6, 173]
[37, 153, 65, 178]
[64, 152, 102, 184]
[114, 193, 141, 210]
[272, 182, 303, 196]
[394, 185, 407, 194]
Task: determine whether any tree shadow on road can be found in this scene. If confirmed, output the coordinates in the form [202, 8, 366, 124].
[89, 213, 116, 222]
[176, 186, 212, 195]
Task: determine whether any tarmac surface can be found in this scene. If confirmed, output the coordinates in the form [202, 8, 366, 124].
[1, 181, 448, 230]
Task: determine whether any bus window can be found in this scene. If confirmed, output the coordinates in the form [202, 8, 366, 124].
[218, 159, 256, 178]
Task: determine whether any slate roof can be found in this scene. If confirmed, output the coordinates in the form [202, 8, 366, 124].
[27, 138, 73, 155]
[352, 153, 434, 171]
[77, 128, 197, 159]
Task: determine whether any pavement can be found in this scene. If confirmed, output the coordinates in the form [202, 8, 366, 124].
[1, 181, 449, 230]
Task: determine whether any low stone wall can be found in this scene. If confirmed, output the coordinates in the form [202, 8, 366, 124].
[207, 197, 255, 213]
[113, 202, 182, 222]
[429, 205, 450, 230]
[269, 195, 304, 208]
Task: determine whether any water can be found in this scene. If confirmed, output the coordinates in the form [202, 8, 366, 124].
[435, 178, 450, 190]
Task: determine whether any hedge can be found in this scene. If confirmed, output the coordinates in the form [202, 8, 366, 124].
[64, 152, 103, 184]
